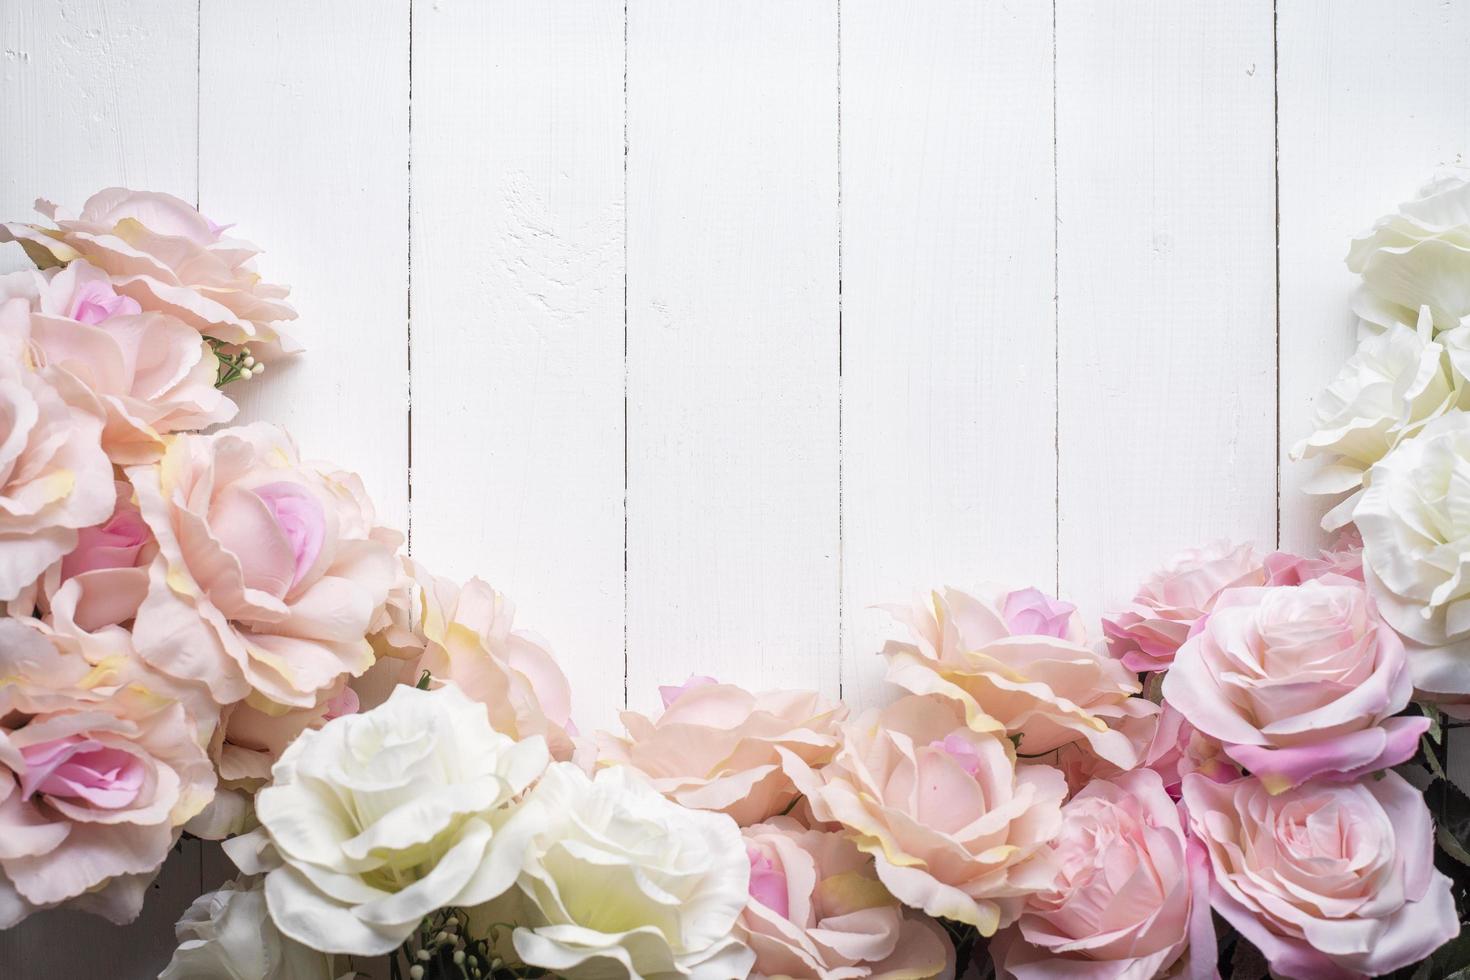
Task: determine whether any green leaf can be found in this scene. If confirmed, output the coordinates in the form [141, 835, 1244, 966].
[1430, 778, 1470, 869]
[1425, 703, 1445, 745]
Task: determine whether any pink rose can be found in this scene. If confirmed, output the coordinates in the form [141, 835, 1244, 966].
[883, 587, 1157, 768]
[0, 324, 114, 601]
[1102, 541, 1265, 672]
[784, 694, 1066, 934]
[0, 262, 235, 464]
[596, 680, 846, 826]
[0, 618, 216, 927]
[0, 190, 298, 356]
[386, 559, 576, 761]
[1048, 700, 1241, 799]
[210, 677, 358, 785]
[991, 769, 1214, 980]
[1162, 577, 1427, 792]
[127, 423, 398, 708]
[1183, 772, 1458, 979]
[737, 816, 952, 979]
[1263, 530, 1365, 587]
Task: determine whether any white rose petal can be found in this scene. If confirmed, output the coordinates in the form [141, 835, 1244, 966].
[237, 683, 549, 956]
[160, 876, 338, 980]
[479, 762, 755, 980]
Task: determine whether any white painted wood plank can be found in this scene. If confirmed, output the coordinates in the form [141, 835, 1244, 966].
[1056, 0, 1277, 623]
[1278, 0, 1470, 553]
[0, 0, 196, 272]
[198, 0, 410, 535]
[410, 0, 626, 733]
[840, 2, 1056, 710]
[625, 0, 839, 711]
[0, 3, 200, 976]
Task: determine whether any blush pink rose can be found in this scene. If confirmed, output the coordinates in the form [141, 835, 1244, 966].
[0, 262, 235, 464]
[883, 587, 1157, 769]
[596, 680, 846, 826]
[784, 694, 1066, 935]
[0, 326, 114, 601]
[1263, 529, 1366, 587]
[991, 769, 1214, 980]
[1102, 541, 1265, 672]
[0, 190, 298, 356]
[210, 676, 358, 785]
[0, 618, 216, 927]
[737, 816, 952, 980]
[127, 422, 398, 708]
[1162, 577, 1427, 793]
[1183, 772, 1458, 979]
[384, 559, 577, 761]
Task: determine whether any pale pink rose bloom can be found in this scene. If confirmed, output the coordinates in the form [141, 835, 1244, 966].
[0, 190, 298, 356]
[0, 326, 114, 601]
[382, 559, 576, 761]
[991, 769, 1214, 980]
[1162, 577, 1426, 793]
[0, 618, 216, 928]
[210, 676, 358, 785]
[883, 587, 1157, 769]
[784, 694, 1067, 935]
[1050, 700, 1243, 800]
[0, 263, 235, 463]
[596, 680, 846, 826]
[127, 422, 397, 708]
[737, 816, 952, 980]
[1263, 529, 1366, 587]
[1183, 772, 1458, 979]
[1102, 541, 1265, 672]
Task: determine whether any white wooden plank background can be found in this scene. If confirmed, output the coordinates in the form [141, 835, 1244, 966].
[4, 1, 1470, 976]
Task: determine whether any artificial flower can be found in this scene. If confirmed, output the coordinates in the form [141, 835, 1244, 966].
[160, 875, 339, 980]
[1354, 410, 1470, 694]
[127, 422, 398, 708]
[1163, 576, 1426, 792]
[596, 679, 846, 825]
[225, 683, 548, 956]
[1101, 541, 1265, 672]
[0, 189, 298, 355]
[1183, 771, 1458, 979]
[737, 816, 951, 980]
[990, 769, 1213, 980]
[884, 586, 1156, 767]
[474, 761, 755, 980]
[0, 617, 215, 927]
[784, 694, 1066, 935]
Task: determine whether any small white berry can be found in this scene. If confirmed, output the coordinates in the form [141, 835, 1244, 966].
[250, 361, 266, 375]
[238, 367, 253, 380]
[409, 967, 424, 980]
[242, 355, 256, 368]
[417, 949, 432, 961]
[453, 950, 466, 965]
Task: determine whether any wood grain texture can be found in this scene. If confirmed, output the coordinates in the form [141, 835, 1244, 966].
[839, 0, 1057, 710]
[409, 0, 626, 734]
[0, 3, 200, 976]
[199, 0, 411, 534]
[1278, 0, 1470, 552]
[624, 0, 840, 712]
[1056, 0, 1278, 623]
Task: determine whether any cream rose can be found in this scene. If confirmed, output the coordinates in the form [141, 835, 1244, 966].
[884, 587, 1156, 767]
[0, 618, 216, 927]
[1183, 772, 1458, 979]
[475, 761, 755, 980]
[161, 876, 339, 980]
[1294, 310, 1465, 528]
[226, 683, 549, 956]
[0, 321, 114, 601]
[0, 190, 298, 355]
[1347, 168, 1470, 333]
[127, 422, 398, 708]
[381, 559, 576, 760]
[784, 694, 1066, 935]
[1162, 577, 1425, 792]
[991, 769, 1213, 980]
[1354, 410, 1470, 693]
[597, 679, 846, 825]
[737, 816, 951, 980]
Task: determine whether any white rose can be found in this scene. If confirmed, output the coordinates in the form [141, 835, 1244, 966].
[225, 683, 549, 955]
[1355, 411, 1470, 694]
[478, 762, 755, 980]
[160, 876, 339, 980]
[1295, 309, 1464, 528]
[1348, 168, 1470, 333]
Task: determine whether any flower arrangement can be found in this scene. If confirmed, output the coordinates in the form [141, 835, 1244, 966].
[0, 179, 1467, 980]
